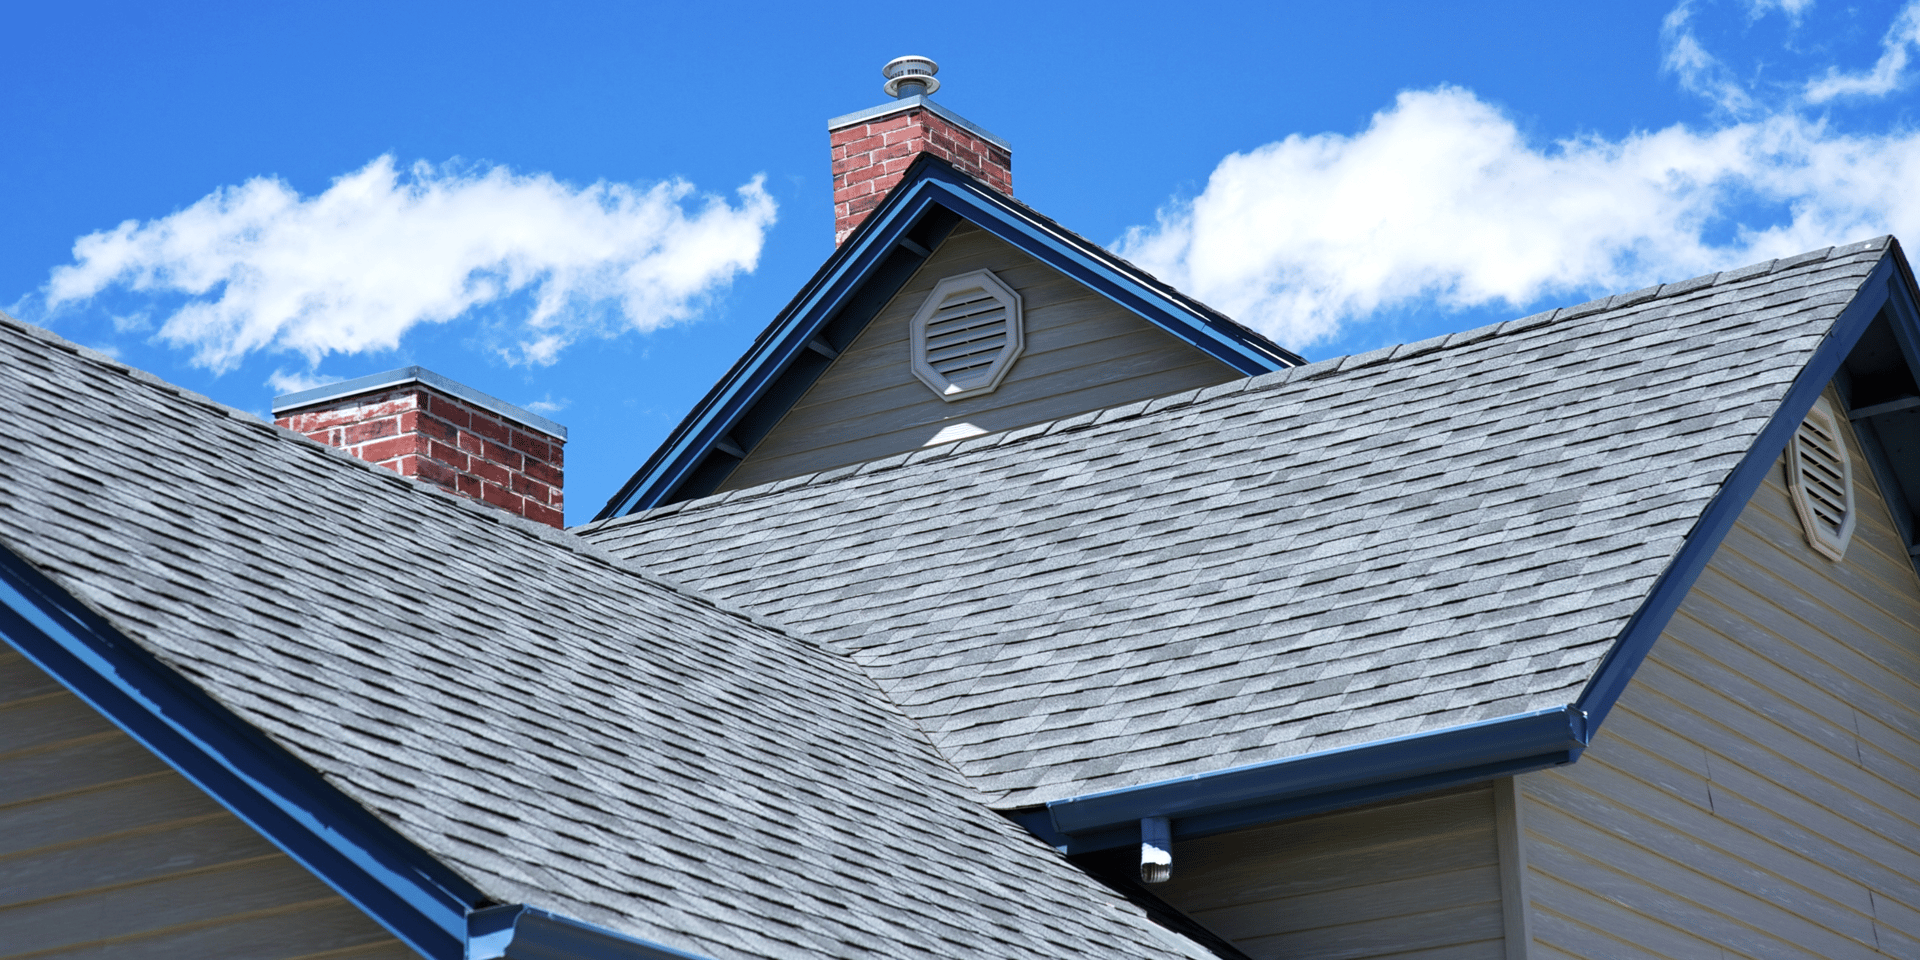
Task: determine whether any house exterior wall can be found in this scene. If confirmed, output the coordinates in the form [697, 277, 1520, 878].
[1148, 783, 1508, 960]
[0, 649, 411, 959]
[718, 222, 1243, 492]
[1519, 409, 1920, 958]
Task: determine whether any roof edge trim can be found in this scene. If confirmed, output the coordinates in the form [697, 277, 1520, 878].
[826, 95, 1012, 152]
[273, 365, 567, 440]
[470, 904, 719, 960]
[593, 156, 1298, 519]
[0, 544, 484, 960]
[1028, 704, 1587, 853]
[1575, 245, 1908, 729]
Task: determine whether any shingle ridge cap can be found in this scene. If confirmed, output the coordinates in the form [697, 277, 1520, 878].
[0, 309, 828, 654]
[582, 236, 1891, 532]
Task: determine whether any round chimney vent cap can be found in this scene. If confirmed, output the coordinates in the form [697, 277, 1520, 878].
[882, 56, 940, 98]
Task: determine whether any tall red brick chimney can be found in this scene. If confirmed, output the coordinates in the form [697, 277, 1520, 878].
[273, 367, 567, 528]
[829, 56, 1012, 244]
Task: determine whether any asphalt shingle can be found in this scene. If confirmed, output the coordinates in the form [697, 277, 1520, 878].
[581, 239, 1895, 809]
[0, 313, 1222, 960]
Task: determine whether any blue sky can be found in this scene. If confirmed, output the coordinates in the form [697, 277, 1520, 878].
[5, 0, 1918, 522]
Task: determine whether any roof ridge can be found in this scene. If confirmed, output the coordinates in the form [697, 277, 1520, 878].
[588, 235, 1892, 532]
[0, 309, 820, 652]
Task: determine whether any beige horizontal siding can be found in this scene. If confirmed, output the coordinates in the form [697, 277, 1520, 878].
[0, 649, 411, 959]
[1151, 784, 1507, 960]
[1522, 398, 1920, 959]
[719, 222, 1242, 491]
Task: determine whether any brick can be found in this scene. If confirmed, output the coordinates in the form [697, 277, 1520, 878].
[428, 439, 469, 472]
[843, 133, 886, 156]
[355, 436, 415, 464]
[305, 430, 332, 445]
[523, 501, 564, 528]
[509, 430, 552, 462]
[868, 113, 912, 134]
[873, 141, 915, 163]
[480, 481, 521, 512]
[342, 417, 398, 446]
[845, 161, 891, 186]
[525, 460, 562, 487]
[472, 462, 510, 489]
[414, 413, 457, 443]
[511, 473, 551, 503]
[481, 438, 523, 472]
[883, 126, 929, 146]
[468, 413, 510, 445]
[412, 457, 458, 487]
[424, 393, 470, 429]
[456, 474, 482, 499]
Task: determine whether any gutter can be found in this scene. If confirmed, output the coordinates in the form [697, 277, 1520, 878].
[1013, 705, 1588, 855]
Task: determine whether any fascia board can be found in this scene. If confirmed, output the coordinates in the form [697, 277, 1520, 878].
[1573, 250, 1901, 729]
[594, 186, 948, 518]
[470, 905, 719, 960]
[912, 170, 1296, 375]
[1037, 704, 1587, 850]
[595, 159, 1301, 519]
[0, 546, 482, 960]
[1026, 249, 1907, 855]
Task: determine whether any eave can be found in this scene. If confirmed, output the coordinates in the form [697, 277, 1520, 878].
[0, 544, 718, 960]
[1012, 242, 1920, 856]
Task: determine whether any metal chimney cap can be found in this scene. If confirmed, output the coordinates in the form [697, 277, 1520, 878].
[882, 56, 940, 98]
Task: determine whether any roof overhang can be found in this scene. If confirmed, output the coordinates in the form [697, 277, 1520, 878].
[593, 157, 1303, 520]
[0, 542, 714, 960]
[1010, 241, 1920, 856]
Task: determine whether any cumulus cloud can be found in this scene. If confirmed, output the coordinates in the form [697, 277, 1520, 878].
[266, 369, 343, 395]
[1805, 1, 1920, 101]
[45, 156, 777, 372]
[1116, 87, 1920, 348]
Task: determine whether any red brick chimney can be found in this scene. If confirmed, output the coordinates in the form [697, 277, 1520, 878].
[830, 56, 1012, 244]
[273, 367, 566, 528]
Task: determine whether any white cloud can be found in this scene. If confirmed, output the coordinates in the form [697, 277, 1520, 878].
[1805, 1, 1920, 101]
[522, 396, 569, 415]
[1664, 1, 1757, 114]
[1749, 0, 1815, 22]
[266, 369, 343, 395]
[1116, 86, 1920, 348]
[45, 156, 777, 372]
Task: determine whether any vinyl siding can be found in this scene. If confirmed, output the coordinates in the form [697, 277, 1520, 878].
[1521, 405, 1920, 959]
[718, 221, 1242, 491]
[0, 649, 412, 959]
[1150, 784, 1508, 960]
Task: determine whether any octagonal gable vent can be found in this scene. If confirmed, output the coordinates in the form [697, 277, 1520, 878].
[910, 270, 1024, 402]
[1787, 396, 1856, 562]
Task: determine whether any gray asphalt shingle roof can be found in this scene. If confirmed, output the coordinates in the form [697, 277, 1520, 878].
[580, 237, 1896, 809]
[0, 313, 1223, 960]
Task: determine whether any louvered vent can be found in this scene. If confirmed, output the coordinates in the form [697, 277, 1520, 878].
[1787, 396, 1856, 562]
[910, 270, 1024, 401]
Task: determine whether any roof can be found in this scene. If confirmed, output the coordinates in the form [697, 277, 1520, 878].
[596, 156, 1305, 518]
[578, 238, 1901, 824]
[0, 312, 1226, 960]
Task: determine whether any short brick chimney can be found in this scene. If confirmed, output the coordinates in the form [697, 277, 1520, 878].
[829, 56, 1011, 244]
[273, 367, 567, 528]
